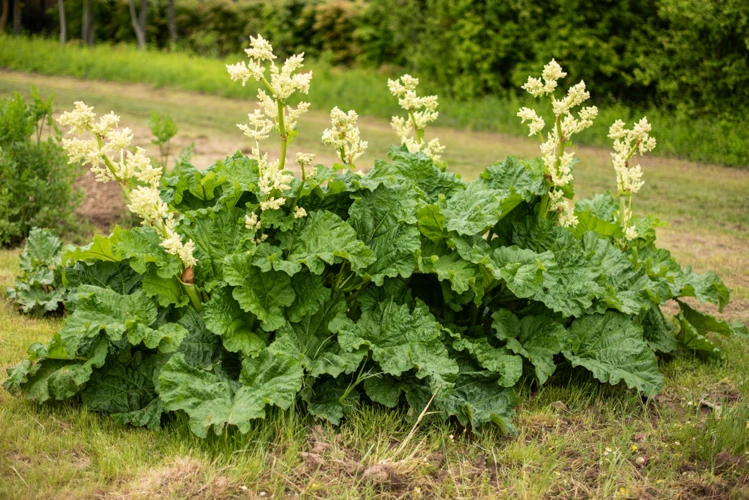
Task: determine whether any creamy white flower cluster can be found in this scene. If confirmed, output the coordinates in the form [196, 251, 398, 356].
[228, 35, 311, 137]
[517, 60, 600, 228]
[518, 60, 598, 190]
[322, 107, 368, 165]
[230, 35, 313, 221]
[609, 118, 656, 196]
[388, 75, 445, 161]
[608, 117, 657, 241]
[254, 148, 294, 212]
[58, 102, 197, 268]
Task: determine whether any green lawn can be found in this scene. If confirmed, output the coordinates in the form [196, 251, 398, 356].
[1, 72, 748, 499]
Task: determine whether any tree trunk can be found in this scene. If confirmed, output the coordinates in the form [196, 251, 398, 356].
[0, 0, 9, 33]
[81, 0, 94, 45]
[12, 0, 21, 35]
[58, 0, 66, 46]
[168, 0, 176, 46]
[128, 0, 146, 50]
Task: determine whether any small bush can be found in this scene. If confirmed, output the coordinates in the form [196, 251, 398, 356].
[0, 88, 82, 246]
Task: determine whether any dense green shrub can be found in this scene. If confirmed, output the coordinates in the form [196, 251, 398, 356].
[4, 42, 746, 436]
[6, 228, 68, 316]
[0, 89, 82, 246]
[29, 0, 749, 119]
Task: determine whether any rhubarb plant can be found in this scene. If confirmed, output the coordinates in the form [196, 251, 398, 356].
[4, 37, 746, 437]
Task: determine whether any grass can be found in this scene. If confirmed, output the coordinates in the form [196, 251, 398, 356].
[1, 72, 749, 498]
[2, 35, 749, 168]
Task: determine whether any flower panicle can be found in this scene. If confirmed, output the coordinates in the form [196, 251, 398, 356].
[57, 102, 197, 269]
[387, 74, 445, 161]
[322, 106, 368, 166]
[608, 117, 657, 241]
[516, 59, 602, 228]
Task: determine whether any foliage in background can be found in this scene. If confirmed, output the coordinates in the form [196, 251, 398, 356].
[0, 88, 82, 246]
[2, 35, 749, 167]
[148, 110, 178, 168]
[6, 228, 68, 316]
[3, 42, 746, 436]
[25, 0, 749, 121]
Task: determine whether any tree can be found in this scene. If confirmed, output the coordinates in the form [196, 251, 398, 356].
[58, 0, 66, 46]
[0, 0, 9, 33]
[128, 0, 147, 50]
[168, 0, 176, 46]
[12, 0, 20, 35]
[81, 0, 94, 45]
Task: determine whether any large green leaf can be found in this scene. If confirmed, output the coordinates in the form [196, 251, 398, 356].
[436, 364, 518, 434]
[563, 312, 663, 396]
[159, 342, 303, 437]
[118, 227, 182, 279]
[675, 312, 722, 357]
[58, 285, 158, 352]
[178, 205, 246, 289]
[19, 227, 63, 272]
[141, 269, 188, 308]
[287, 273, 331, 323]
[418, 240, 489, 300]
[348, 185, 420, 285]
[678, 300, 747, 337]
[81, 351, 163, 429]
[305, 377, 360, 425]
[3, 337, 109, 402]
[278, 210, 375, 275]
[277, 293, 366, 378]
[331, 300, 458, 391]
[441, 181, 506, 236]
[62, 227, 123, 265]
[451, 333, 523, 387]
[224, 253, 295, 331]
[492, 310, 566, 385]
[128, 322, 189, 354]
[64, 260, 142, 296]
[639, 305, 680, 354]
[203, 286, 266, 357]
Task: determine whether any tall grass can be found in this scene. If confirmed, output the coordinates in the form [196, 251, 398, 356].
[2, 36, 747, 167]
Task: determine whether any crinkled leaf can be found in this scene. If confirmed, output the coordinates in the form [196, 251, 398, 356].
[62, 227, 122, 265]
[224, 253, 295, 332]
[59, 285, 157, 350]
[418, 240, 488, 300]
[287, 273, 331, 323]
[451, 334, 523, 387]
[118, 226, 182, 278]
[278, 210, 375, 275]
[441, 182, 506, 235]
[417, 203, 447, 242]
[563, 311, 663, 396]
[277, 293, 365, 378]
[305, 377, 359, 426]
[128, 322, 189, 353]
[348, 185, 420, 285]
[675, 312, 722, 357]
[141, 268, 189, 308]
[64, 260, 142, 296]
[203, 286, 266, 357]
[19, 227, 62, 272]
[678, 300, 744, 337]
[179, 205, 245, 289]
[492, 310, 566, 385]
[639, 305, 680, 354]
[437, 366, 518, 434]
[81, 351, 163, 429]
[331, 300, 458, 391]
[4, 338, 108, 402]
[159, 343, 302, 437]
